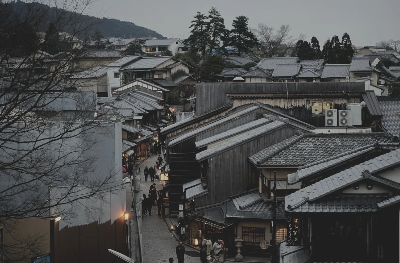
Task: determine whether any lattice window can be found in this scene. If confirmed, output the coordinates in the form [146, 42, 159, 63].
[242, 227, 265, 243]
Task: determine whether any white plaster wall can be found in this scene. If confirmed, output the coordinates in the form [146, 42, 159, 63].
[379, 166, 400, 183]
[107, 67, 122, 95]
[342, 182, 392, 194]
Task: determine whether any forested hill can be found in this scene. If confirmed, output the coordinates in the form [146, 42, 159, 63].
[6, 1, 164, 39]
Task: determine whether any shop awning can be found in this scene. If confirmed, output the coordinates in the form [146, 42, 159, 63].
[125, 150, 134, 156]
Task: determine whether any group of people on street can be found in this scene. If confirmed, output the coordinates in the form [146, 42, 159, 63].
[174, 239, 225, 263]
[144, 165, 157, 182]
[200, 239, 224, 263]
[141, 183, 163, 216]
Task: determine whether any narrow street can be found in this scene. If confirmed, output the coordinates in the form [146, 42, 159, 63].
[127, 154, 200, 263]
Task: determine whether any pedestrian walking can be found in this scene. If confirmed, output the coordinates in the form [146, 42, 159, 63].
[141, 194, 147, 216]
[149, 166, 155, 182]
[144, 166, 149, 182]
[200, 243, 207, 263]
[157, 155, 163, 166]
[157, 193, 163, 215]
[146, 194, 152, 215]
[212, 240, 223, 263]
[175, 242, 185, 263]
[151, 184, 157, 206]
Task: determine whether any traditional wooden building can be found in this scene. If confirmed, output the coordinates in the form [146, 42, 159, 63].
[285, 148, 400, 262]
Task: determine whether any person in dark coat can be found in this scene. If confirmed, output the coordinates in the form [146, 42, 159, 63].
[157, 155, 163, 166]
[157, 193, 163, 215]
[146, 194, 152, 215]
[141, 194, 147, 216]
[176, 242, 185, 263]
[200, 244, 207, 263]
[144, 166, 149, 182]
[150, 184, 157, 206]
[149, 166, 155, 182]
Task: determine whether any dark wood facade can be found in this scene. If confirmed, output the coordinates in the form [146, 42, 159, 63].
[195, 82, 365, 116]
[54, 216, 127, 263]
[196, 125, 301, 207]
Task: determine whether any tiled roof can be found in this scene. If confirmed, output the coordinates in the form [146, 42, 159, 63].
[169, 105, 260, 147]
[288, 145, 377, 184]
[257, 57, 298, 71]
[183, 179, 208, 200]
[195, 190, 285, 222]
[350, 58, 373, 72]
[196, 121, 286, 161]
[121, 57, 172, 70]
[144, 38, 178, 47]
[377, 195, 400, 209]
[70, 66, 108, 78]
[160, 102, 234, 134]
[113, 99, 147, 114]
[363, 91, 382, 116]
[249, 134, 304, 165]
[225, 56, 255, 66]
[107, 56, 139, 67]
[272, 64, 301, 77]
[241, 67, 271, 78]
[218, 68, 248, 77]
[82, 50, 121, 58]
[299, 59, 324, 69]
[152, 79, 177, 87]
[286, 149, 400, 212]
[287, 195, 387, 213]
[379, 100, 400, 136]
[297, 69, 321, 78]
[195, 118, 272, 148]
[250, 133, 392, 167]
[173, 75, 193, 84]
[125, 92, 164, 111]
[321, 64, 350, 78]
[122, 140, 136, 152]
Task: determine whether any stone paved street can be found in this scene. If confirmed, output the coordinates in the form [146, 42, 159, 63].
[128, 154, 200, 263]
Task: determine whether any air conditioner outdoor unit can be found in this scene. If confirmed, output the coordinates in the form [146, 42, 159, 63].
[346, 103, 362, 125]
[339, 110, 352, 127]
[325, 109, 337, 127]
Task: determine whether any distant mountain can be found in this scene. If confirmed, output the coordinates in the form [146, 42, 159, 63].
[6, 1, 164, 39]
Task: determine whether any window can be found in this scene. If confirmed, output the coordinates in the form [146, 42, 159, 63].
[114, 72, 120, 78]
[242, 227, 265, 243]
[276, 223, 287, 242]
[312, 101, 334, 115]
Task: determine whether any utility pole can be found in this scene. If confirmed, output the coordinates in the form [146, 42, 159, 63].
[271, 171, 277, 263]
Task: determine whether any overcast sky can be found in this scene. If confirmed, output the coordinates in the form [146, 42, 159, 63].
[84, 0, 400, 47]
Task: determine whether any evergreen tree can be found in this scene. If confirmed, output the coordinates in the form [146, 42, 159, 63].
[331, 35, 341, 63]
[184, 12, 209, 59]
[230, 16, 258, 56]
[206, 7, 226, 54]
[43, 22, 61, 55]
[92, 30, 104, 47]
[293, 40, 313, 60]
[322, 39, 333, 63]
[198, 54, 226, 81]
[311, 36, 321, 59]
[340, 32, 354, 63]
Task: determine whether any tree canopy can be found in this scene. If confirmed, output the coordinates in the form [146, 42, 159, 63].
[321, 33, 355, 64]
[230, 16, 258, 56]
